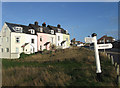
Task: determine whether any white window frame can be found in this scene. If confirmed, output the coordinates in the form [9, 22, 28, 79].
[58, 29, 61, 33]
[51, 30, 54, 34]
[40, 28, 43, 32]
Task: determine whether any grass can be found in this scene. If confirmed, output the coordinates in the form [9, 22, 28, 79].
[2, 47, 117, 87]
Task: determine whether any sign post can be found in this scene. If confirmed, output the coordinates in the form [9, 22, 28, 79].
[85, 33, 113, 81]
[91, 33, 102, 81]
[92, 33, 102, 74]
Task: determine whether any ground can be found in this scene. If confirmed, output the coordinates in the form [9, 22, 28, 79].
[2, 47, 117, 86]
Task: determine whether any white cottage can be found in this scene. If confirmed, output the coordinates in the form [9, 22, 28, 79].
[0, 22, 37, 59]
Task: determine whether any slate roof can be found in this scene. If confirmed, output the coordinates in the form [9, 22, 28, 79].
[5, 22, 69, 35]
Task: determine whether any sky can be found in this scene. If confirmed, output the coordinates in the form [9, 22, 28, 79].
[1, 2, 118, 42]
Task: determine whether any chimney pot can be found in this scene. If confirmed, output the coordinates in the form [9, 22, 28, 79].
[42, 22, 46, 27]
[34, 21, 38, 25]
[57, 24, 61, 28]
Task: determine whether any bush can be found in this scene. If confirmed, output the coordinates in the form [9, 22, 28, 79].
[19, 52, 35, 59]
[43, 49, 47, 52]
[19, 53, 29, 59]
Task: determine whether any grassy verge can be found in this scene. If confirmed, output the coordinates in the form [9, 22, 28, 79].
[2, 47, 117, 86]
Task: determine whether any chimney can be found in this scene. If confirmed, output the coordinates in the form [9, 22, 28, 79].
[34, 21, 38, 25]
[57, 24, 61, 28]
[42, 22, 46, 27]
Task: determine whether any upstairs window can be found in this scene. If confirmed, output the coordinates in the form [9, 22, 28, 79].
[51, 37, 54, 44]
[1, 48, 3, 52]
[58, 36, 60, 41]
[51, 30, 54, 34]
[6, 37, 8, 42]
[66, 38, 68, 41]
[16, 37, 20, 43]
[66, 30, 68, 34]
[40, 36, 42, 41]
[40, 28, 43, 32]
[58, 29, 61, 33]
[31, 30, 35, 34]
[31, 39, 34, 43]
[13, 27, 23, 32]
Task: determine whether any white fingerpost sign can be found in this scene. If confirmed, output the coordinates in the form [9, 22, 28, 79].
[97, 43, 112, 49]
[85, 37, 95, 43]
[85, 33, 113, 81]
[91, 33, 102, 73]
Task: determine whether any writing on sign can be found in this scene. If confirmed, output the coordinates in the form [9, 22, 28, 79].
[84, 37, 95, 43]
[97, 43, 112, 49]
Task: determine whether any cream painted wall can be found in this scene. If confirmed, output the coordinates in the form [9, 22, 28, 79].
[63, 34, 70, 49]
[0, 23, 11, 59]
[11, 33, 37, 58]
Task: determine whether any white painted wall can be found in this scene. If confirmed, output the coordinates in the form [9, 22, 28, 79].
[55, 33, 63, 49]
[25, 34, 37, 53]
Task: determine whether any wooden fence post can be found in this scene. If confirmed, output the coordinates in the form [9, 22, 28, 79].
[115, 62, 117, 68]
[107, 54, 110, 60]
[111, 56, 114, 65]
[117, 64, 120, 76]
[117, 75, 120, 86]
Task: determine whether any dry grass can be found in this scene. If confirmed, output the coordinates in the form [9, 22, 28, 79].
[2, 47, 117, 86]
[2, 66, 71, 86]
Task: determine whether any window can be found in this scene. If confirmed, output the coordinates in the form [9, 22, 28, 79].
[66, 38, 68, 41]
[16, 47, 19, 53]
[51, 30, 54, 34]
[58, 36, 60, 41]
[31, 30, 35, 34]
[31, 39, 34, 43]
[40, 28, 43, 32]
[6, 37, 8, 42]
[51, 37, 53, 44]
[1, 48, 3, 52]
[16, 37, 20, 43]
[1, 38, 3, 42]
[40, 45, 42, 50]
[14, 27, 23, 32]
[99, 40, 102, 43]
[40, 36, 42, 41]
[58, 29, 61, 33]
[6, 48, 9, 52]
[66, 30, 68, 34]
[107, 40, 109, 42]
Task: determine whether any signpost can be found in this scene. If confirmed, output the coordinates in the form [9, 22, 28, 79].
[85, 33, 113, 81]
[97, 43, 112, 49]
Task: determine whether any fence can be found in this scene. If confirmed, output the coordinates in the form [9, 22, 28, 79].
[101, 52, 120, 86]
